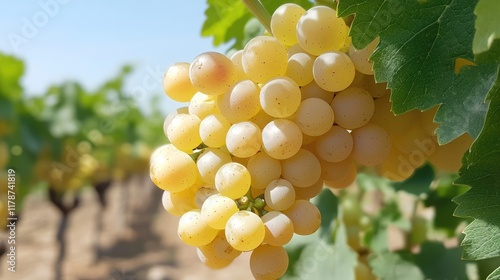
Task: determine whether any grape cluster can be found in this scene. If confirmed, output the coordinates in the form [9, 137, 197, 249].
[151, 3, 472, 279]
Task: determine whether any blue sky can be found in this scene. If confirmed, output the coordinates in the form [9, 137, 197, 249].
[0, 0, 228, 113]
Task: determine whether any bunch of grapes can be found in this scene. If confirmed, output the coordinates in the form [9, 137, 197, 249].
[150, 3, 473, 279]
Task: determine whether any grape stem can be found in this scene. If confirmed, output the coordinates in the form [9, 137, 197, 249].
[241, 0, 272, 35]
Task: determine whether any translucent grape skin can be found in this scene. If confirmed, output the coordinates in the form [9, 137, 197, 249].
[247, 152, 282, 190]
[199, 114, 231, 148]
[271, 3, 306, 46]
[260, 76, 301, 118]
[166, 113, 202, 152]
[188, 92, 220, 119]
[225, 121, 262, 158]
[225, 210, 265, 251]
[351, 123, 392, 166]
[261, 119, 303, 160]
[201, 194, 239, 230]
[296, 6, 349, 55]
[262, 211, 294, 246]
[197, 231, 241, 269]
[250, 244, 289, 280]
[162, 62, 197, 102]
[331, 87, 375, 130]
[189, 52, 236, 96]
[217, 79, 261, 124]
[242, 36, 288, 84]
[215, 162, 251, 199]
[177, 210, 218, 246]
[161, 189, 196, 216]
[285, 52, 314, 86]
[281, 149, 322, 188]
[150, 146, 197, 193]
[294, 97, 335, 136]
[265, 179, 296, 211]
[314, 125, 353, 162]
[313, 51, 356, 92]
[284, 200, 321, 235]
[294, 178, 324, 200]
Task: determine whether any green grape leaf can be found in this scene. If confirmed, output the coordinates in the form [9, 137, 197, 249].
[0, 53, 24, 101]
[338, 0, 498, 144]
[370, 251, 425, 280]
[414, 242, 468, 280]
[473, 0, 500, 63]
[488, 267, 500, 280]
[453, 69, 500, 279]
[392, 164, 434, 196]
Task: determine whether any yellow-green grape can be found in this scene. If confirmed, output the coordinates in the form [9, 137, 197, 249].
[197, 231, 241, 269]
[428, 133, 473, 173]
[370, 96, 419, 136]
[260, 76, 301, 118]
[300, 80, 335, 103]
[215, 162, 251, 199]
[265, 179, 296, 211]
[162, 62, 197, 102]
[285, 52, 314, 86]
[271, 3, 306, 46]
[314, 51, 356, 92]
[201, 194, 239, 230]
[250, 244, 289, 280]
[197, 148, 232, 185]
[161, 189, 196, 216]
[226, 121, 262, 158]
[199, 114, 231, 148]
[321, 157, 357, 189]
[281, 149, 321, 188]
[262, 211, 294, 246]
[247, 152, 282, 190]
[188, 92, 220, 119]
[242, 36, 288, 84]
[348, 37, 380, 75]
[217, 79, 261, 123]
[331, 87, 375, 130]
[378, 146, 416, 181]
[295, 97, 335, 136]
[284, 200, 321, 235]
[391, 123, 432, 155]
[315, 125, 353, 162]
[163, 107, 189, 138]
[352, 124, 392, 166]
[294, 178, 324, 200]
[166, 113, 202, 152]
[296, 6, 349, 55]
[177, 209, 219, 246]
[262, 119, 303, 160]
[189, 52, 236, 96]
[150, 144, 178, 165]
[230, 49, 247, 81]
[150, 147, 197, 192]
[225, 210, 265, 251]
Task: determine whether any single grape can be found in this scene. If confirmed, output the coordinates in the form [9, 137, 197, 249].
[166, 113, 202, 152]
[217, 79, 261, 123]
[199, 114, 231, 148]
[265, 179, 296, 211]
[294, 97, 334, 136]
[351, 123, 392, 166]
[247, 152, 282, 190]
[250, 244, 289, 280]
[314, 51, 356, 92]
[188, 92, 220, 119]
[150, 147, 197, 192]
[281, 149, 321, 188]
[261, 119, 303, 160]
[330, 87, 374, 130]
[197, 148, 232, 185]
[177, 210, 219, 246]
[162, 62, 197, 102]
[189, 52, 236, 96]
[225, 121, 262, 158]
[284, 200, 321, 235]
[215, 162, 251, 199]
[260, 76, 301, 118]
[225, 210, 265, 251]
[285, 52, 314, 86]
[262, 211, 294, 246]
[271, 3, 306, 46]
[242, 36, 288, 84]
[314, 125, 353, 162]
